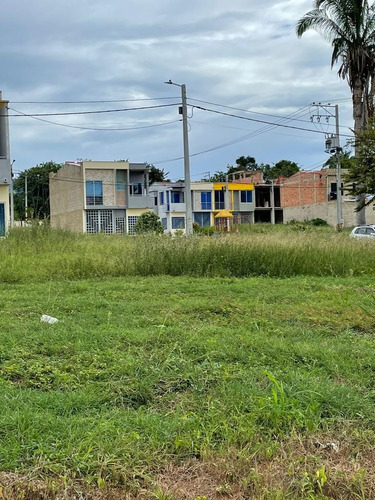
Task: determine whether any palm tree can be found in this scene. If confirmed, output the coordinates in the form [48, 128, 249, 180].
[297, 0, 375, 223]
[297, 0, 375, 130]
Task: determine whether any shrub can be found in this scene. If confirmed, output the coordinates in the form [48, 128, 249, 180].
[134, 211, 164, 234]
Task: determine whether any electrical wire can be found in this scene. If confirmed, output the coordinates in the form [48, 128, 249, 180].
[188, 98, 316, 124]
[6, 103, 180, 118]
[11, 97, 179, 104]
[9, 107, 181, 131]
[192, 104, 353, 138]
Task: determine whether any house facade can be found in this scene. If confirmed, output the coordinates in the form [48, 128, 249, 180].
[50, 160, 154, 234]
[0, 92, 11, 236]
[150, 180, 255, 233]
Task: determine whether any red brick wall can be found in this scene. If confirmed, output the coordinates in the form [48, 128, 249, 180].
[281, 171, 327, 208]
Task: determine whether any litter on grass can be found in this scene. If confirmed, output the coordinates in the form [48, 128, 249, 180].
[40, 314, 59, 324]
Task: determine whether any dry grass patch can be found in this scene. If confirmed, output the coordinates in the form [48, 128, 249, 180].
[1, 433, 374, 500]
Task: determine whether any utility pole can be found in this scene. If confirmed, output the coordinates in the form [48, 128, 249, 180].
[334, 104, 343, 232]
[164, 80, 193, 235]
[311, 103, 343, 231]
[25, 172, 28, 221]
[10, 160, 15, 227]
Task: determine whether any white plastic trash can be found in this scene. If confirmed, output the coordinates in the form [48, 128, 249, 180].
[41, 314, 59, 324]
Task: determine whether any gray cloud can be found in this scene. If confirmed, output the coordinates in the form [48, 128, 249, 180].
[1, 0, 354, 178]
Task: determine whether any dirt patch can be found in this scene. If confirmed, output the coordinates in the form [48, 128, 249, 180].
[1, 433, 375, 499]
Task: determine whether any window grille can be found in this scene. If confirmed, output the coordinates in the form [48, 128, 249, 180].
[128, 215, 139, 234]
[115, 216, 126, 234]
[86, 210, 99, 233]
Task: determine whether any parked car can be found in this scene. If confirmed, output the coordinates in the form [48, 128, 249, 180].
[350, 225, 375, 239]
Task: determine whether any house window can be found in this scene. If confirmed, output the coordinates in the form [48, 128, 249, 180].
[171, 191, 183, 203]
[201, 192, 212, 210]
[160, 192, 164, 205]
[130, 183, 142, 195]
[240, 191, 253, 203]
[214, 190, 225, 210]
[161, 218, 167, 229]
[194, 212, 211, 227]
[172, 217, 185, 229]
[86, 181, 103, 206]
[128, 215, 139, 234]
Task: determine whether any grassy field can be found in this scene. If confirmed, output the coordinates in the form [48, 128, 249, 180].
[0, 226, 375, 499]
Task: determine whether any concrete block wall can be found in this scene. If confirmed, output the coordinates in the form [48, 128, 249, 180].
[50, 164, 84, 231]
[283, 200, 375, 227]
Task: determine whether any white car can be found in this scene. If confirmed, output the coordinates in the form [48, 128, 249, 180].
[350, 225, 375, 239]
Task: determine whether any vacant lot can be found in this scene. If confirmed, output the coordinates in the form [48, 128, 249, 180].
[0, 226, 374, 499]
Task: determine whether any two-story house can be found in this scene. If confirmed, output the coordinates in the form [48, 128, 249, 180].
[150, 180, 255, 233]
[0, 92, 11, 236]
[50, 160, 154, 234]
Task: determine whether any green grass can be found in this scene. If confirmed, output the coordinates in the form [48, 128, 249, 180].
[0, 224, 374, 282]
[1, 272, 375, 498]
[1, 226, 375, 498]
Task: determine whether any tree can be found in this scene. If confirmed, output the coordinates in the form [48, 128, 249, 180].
[297, 0, 375, 223]
[13, 161, 62, 220]
[209, 156, 261, 181]
[322, 149, 357, 168]
[263, 160, 300, 180]
[133, 211, 164, 234]
[148, 165, 169, 184]
[344, 121, 375, 210]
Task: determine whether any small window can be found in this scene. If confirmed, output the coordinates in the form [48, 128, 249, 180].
[240, 191, 253, 203]
[130, 183, 142, 195]
[171, 191, 183, 203]
[194, 212, 211, 227]
[172, 217, 185, 229]
[86, 181, 103, 206]
[201, 192, 212, 210]
[161, 218, 167, 229]
[214, 190, 224, 210]
[160, 192, 164, 205]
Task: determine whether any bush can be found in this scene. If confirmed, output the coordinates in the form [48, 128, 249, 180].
[193, 223, 216, 236]
[134, 211, 164, 234]
[310, 218, 328, 226]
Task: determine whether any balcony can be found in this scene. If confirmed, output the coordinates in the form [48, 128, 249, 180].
[167, 202, 186, 213]
[127, 194, 154, 209]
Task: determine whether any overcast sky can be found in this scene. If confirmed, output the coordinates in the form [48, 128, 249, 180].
[1, 0, 354, 181]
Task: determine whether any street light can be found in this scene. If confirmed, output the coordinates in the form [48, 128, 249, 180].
[164, 80, 193, 235]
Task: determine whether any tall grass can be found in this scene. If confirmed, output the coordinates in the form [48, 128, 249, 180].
[0, 224, 374, 282]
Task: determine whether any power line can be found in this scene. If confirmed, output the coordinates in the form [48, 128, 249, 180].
[6, 103, 180, 117]
[9, 107, 182, 131]
[189, 98, 316, 124]
[192, 105, 353, 138]
[10, 97, 179, 104]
